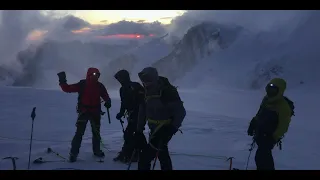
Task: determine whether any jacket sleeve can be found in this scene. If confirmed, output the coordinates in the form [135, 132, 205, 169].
[167, 101, 186, 129]
[273, 101, 292, 141]
[59, 82, 81, 93]
[254, 96, 267, 119]
[137, 83, 145, 104]
[119, 87, 126, 115]
[248, 97, 266, 132]
[136, 103, 146, 132]
[100, 84, 110, 102]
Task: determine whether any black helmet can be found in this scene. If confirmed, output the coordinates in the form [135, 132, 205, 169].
[114, 69, 130, 84]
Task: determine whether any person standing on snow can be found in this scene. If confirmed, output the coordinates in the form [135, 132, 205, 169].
[57, 67, 111, 162]
[247, 78, 293, 170]
[134, 67, 186, 170]
[113, 69, 147, 163]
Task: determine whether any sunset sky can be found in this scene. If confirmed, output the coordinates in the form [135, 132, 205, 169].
[72, 10, 186, 25]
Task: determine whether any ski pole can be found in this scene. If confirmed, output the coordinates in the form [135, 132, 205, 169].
[3, 157, 18, 170]
[152, 140, 162, 170]
[28, 107, 36, 170]
[127, 149, 137, 170]
[152, 151, 159, 170]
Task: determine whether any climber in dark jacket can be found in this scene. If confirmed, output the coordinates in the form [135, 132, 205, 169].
[135, 67, 186, 170]
[113, 69, 146, 163]
[247, 78, 292, 170]
[57, 67, 111, 162]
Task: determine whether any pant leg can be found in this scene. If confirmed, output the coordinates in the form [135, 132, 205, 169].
[254, 136, 275, 170]
[70, 114, 88, 156]
[138, 132, 173, 170]
[138, 142, 157, 170]
[157, 135, 173, 170]
[121, 122, 136, 157]
[89, 114, 102, 153]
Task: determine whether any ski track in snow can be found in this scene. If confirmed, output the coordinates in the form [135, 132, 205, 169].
[0, 86, 319, 170]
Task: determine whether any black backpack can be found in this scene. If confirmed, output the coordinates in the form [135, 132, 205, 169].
[284, 96, 295, 116]
[158, 76, 182, 104]
[123, 82, 145, 110]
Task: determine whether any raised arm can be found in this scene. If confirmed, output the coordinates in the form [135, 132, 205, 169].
[57, 71, 81, 93]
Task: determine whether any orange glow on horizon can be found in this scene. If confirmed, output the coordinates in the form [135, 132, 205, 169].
[71, 27, 92, 34]
[95, 34, 155, 39]
[27, 30, 48, 41]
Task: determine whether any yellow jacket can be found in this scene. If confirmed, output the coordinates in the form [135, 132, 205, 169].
[254, 78, 292, 141]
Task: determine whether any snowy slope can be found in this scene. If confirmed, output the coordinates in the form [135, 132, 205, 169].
[0, 86, 319, 170]
[99, 34, 172, 89]
[176, 11, 320, 91]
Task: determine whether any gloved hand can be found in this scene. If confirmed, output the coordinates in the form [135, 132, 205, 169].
[104, 99, 111, 109]
[134, 131, 147, 149]
[116, 112, 124, 120]
[57, 71, 67, 84]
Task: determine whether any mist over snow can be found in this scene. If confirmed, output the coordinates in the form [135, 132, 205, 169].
[162, 10, 320, 92]
[0, 10, 319, 93]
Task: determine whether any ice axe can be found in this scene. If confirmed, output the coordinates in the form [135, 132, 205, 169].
[101, 100, 111, 124]
[3, 156, 18, 170]
[107, 108, 111, 124]
[47, 147, 67, 160]
[28, 107, 36, 170]
[245, 138, 256, 170]
[119, 118, 125, 133]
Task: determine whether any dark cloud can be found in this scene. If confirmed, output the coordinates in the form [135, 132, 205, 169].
[98, 20, 167, 36]
[62, 15, 91, 30]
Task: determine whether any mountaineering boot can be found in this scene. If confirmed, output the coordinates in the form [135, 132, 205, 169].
[113, 151, 126, 162]
[69, 153, 77, 163]
[93, 151, 105, 158]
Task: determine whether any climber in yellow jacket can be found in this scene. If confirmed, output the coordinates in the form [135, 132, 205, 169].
[247, 78, 294, 170]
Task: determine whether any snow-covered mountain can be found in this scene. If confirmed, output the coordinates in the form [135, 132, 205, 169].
[1, 11, 320, 92]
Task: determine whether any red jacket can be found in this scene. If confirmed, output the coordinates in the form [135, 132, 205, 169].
[60, 68, 110, 114]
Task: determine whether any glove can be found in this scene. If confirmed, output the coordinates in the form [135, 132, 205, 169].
[116, 112, 124, 120]
[57, 71, 67, 84]
[104, 99, 111, 109]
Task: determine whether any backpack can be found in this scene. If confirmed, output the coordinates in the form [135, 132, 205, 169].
[284, 96, 295, 116]
[76, 80, 104, 113]
[122, 82, 145, 111]
[158, 76, 182, 104]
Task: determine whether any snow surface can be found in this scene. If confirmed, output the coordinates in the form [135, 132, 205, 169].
[0, 86, 319, 170]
